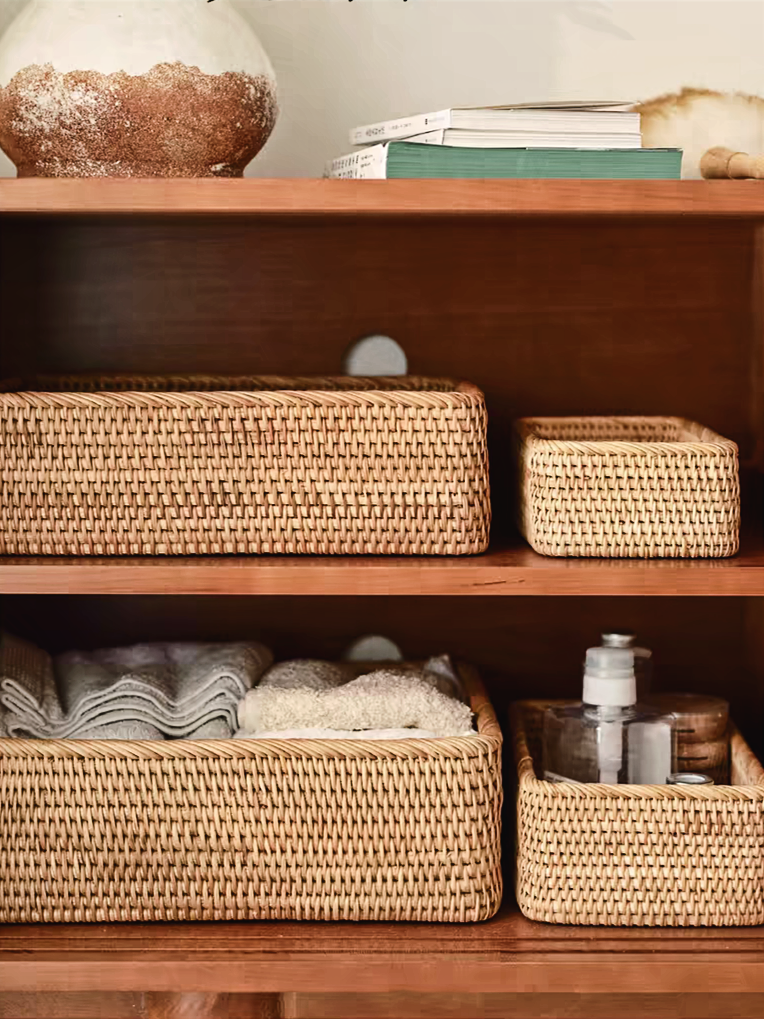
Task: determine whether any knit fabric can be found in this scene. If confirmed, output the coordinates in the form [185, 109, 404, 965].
[0, 633, 272, 739]
[238, 668, 474, 737]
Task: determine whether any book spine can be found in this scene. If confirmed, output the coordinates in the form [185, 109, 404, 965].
[405, 130, 446, 145]
[350, 110, 452, 145]
[326, 145, 389, 179]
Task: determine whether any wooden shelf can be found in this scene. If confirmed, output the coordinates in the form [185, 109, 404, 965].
[3, 536, 764, 596]
[2, 906, 764, 995]
[3, 178, 764, 217]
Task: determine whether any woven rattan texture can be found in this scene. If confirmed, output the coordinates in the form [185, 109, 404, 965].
[511, 701, 764, 927]
[0, 376, 490, 556]
[0, 663, 502, 924]
[515, 416, 739, 558]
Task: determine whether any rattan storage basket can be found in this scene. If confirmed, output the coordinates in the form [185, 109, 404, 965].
[0, 375, 490, 556]
[0, 663, 502, 924]
[515, 416, 739, 558]
[511, 700, 764, 927]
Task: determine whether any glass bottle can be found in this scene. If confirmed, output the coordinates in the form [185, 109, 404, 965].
[543, 641, 675, 784]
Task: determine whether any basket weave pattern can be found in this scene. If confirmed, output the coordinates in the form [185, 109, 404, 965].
[0, 376, 490, 556]
[516, 416, 739, 558]
[511, 701, 764, 927]
[0, 663, 502, 924]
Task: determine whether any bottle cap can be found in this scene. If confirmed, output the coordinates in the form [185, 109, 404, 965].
[601, 631, 635, 648]
[668, 772, 715, 786]
[583, 646, 637, 707]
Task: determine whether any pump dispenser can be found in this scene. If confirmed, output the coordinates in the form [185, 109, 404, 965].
[542, 638, 675, 785]
[601, 630, 652, 697]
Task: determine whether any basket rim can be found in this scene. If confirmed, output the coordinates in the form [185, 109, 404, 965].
[515, 415, 738, 457]
[510, 699, 764, 800]
[0, 375, 485, 410]
[0, 663, 501, 761]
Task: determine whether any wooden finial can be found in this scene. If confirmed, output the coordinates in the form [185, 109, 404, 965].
[701, 146, 764, 179]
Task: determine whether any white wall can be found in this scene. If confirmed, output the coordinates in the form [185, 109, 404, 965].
[0, 1, 763, 177]
[240, 0, 764, 177]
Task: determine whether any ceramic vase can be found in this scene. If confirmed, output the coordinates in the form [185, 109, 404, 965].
[0, 0, 278, 177]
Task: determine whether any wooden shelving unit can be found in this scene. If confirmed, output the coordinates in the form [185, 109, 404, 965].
[2, 179, 764, 1019]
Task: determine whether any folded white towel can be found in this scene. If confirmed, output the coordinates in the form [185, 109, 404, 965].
[0, 633, 272, 739]
[237, 668, 474, 738]
[235, 727, 443, 740]
[256, 655, 464, 698]
[259, 659, 357, 691]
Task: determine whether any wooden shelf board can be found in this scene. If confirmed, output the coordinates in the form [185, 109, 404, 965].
[2, 536, 764, 596]
[3, 178, 764, 217]
[2, 906, 763, 994]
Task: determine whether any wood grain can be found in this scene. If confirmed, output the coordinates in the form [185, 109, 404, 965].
[0, 992, 280, 1018]
[5, 991, 764, 1018]
[287, 992, 764, 1019]
[2, 538, 764, 595]
[2, 906, 764, 995]
[0, 218, 751, 436]
[3, 179, 764, 216]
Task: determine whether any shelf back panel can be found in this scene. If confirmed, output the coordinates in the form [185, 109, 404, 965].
[0, 215, 756, 533]
[0, 216, 754, 438]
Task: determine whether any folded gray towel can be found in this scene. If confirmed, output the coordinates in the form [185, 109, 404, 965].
[0, 633, 272, 739]
[9, 716, 233, 742]
[66, 720, 166, 740]
[0, 633, 59, 732]
[187, 717, 234, 739]
[238, 667, 474, 738]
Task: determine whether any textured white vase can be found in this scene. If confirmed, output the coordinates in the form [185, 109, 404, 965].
[0, 0, 278, 177]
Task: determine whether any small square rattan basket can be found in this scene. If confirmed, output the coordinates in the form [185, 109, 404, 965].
[515, 416, 739, 558]
[511, 700, 764, 927]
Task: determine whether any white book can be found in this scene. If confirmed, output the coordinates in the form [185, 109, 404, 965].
[326, 145, 389, 180]
[350, 110, 452, 146]
[404, 130, 447, 146]
[405, 129, 642, 149]
[350, 101, 638, 146]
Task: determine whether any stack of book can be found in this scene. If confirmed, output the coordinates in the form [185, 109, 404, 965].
[326, 102, 682, 180]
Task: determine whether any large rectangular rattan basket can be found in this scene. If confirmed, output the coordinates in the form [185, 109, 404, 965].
[511, 700, 764, 927]
[0, 662, 502, 924]
[515, 416, 739, 558]
[0, 375, 490, 556]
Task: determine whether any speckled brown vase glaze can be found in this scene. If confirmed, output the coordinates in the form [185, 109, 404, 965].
[0, 1, 278, 178]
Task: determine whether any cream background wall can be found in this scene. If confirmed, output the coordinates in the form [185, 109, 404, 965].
[243, 0, 764, 177]
[0, 1, 762, 177]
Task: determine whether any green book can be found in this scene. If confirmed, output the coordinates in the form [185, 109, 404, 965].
[328, 143, 682, 180]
